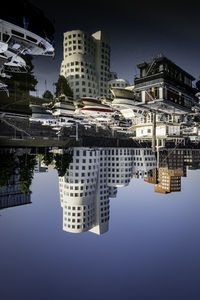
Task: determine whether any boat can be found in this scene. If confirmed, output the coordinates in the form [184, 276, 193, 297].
[80, 97, 115, 117]
[110, 86, 138, 101]
[110, 87, 148, 118]
[0, 18, 54, 57]
[80, 97, 102, 106]
[51, 94, 75, 117]
[0, 50, 26, 70]
[81, 105, 114, 114]
[0, 1, 55, 82]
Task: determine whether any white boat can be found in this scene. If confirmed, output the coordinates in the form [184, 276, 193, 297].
[110, 87, 148, 118]
[81, 104, 115, 116]
[0, 19, 54, 57]
[51, 94, 75, 117]
[0, 15, 54, 79]
[110, 87, 137, 100]
[80, 97, 115, 117]
[80, 97, 102, 106]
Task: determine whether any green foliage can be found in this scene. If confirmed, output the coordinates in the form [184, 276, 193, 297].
[20, 180, 31, 195]
[42, 150, 73, 176]
[37, 154, 44, 162]
[0, 152, 37, 194]
[55, 75, 73, 98]
[196, 80, 200, 91]
[4, 55, 38, 96]
[54, 152, 73, 177]
[43, 150, 54, 166]
[42, 90, 54, 101]
[0, 55, 38, 114]
[0, 153, 17, 187]
[18, 154, 37, 194]
[0, 149, 73, 195]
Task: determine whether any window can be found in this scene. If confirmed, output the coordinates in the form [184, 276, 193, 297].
[26, 35, 37, 43]
[3, 33, 10, 42]
[11, 30, 24, 38]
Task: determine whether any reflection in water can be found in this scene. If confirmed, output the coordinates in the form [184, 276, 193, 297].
[1, 145, 200, 236]
[0, 148, 33, 209]
[57, 146, 200, 235]
[145, 149, 200, 193]
[0, 170, 31, 209]
[58, 147, 157, 235]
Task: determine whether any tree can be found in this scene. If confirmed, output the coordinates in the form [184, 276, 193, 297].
[55, 75, 73, 98]
[54, 152, 73, 177]
[42, 90, 54, 101]
[196, 80, 200, 91]
[18, 154, 37, 194]
[1, 55, 38, 114]
[43, 150, 54, 166]
[4, 55, 38, 96]
[0, 153, 17, 187]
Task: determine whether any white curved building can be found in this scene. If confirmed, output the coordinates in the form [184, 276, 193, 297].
[106, 148, 133, 187]
[59, 147, 157, 234]
[108, 186, 117, 198]
[60, 30, 97, 100]
[60, 30, 129, 101]
[60, 30, 111, 100]
[59, 148, 110, 234]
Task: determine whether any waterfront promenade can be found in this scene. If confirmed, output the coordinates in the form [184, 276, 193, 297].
[0, 114, 141, 148]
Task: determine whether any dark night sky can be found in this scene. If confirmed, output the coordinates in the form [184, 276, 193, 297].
[30, 0, 200, 96]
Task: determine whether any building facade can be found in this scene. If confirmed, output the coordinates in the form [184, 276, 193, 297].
[60, 30, 129, 100]
[59, 148, 110, 234]
[132, 148, 157, 178]
[58, 147, 148, 235]
[134, 55, 199, 114]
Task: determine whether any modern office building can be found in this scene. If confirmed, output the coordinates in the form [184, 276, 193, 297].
[182, 149, 200, 169]
[144, 148, 185, 193]
[132, 148, 157, 178]
[106, 148, 133, 187]
[154, 167, 184, 193]
[60, 29, 128, 100]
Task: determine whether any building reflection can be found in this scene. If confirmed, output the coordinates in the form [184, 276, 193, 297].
[58, 146, 200, 234]
[0, 172, 31, 210]
[58, 147, 156, 235]
[144, 148, 200, 194]
[0, 149, 32, 210]
[0, 148, 47, 210]
[1, 145, 199, 235]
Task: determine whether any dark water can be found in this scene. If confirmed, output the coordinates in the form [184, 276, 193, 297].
[1, 149, 200, 300]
